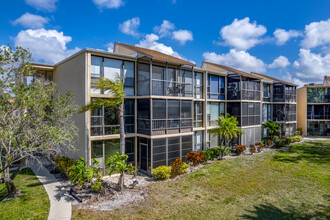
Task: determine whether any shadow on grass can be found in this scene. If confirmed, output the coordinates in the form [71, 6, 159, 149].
[272, 141, 330, 164]
[241, 202, 330, 220]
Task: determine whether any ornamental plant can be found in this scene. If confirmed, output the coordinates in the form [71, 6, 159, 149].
[186, 151, 207, 166]
[235, 145, 246, 155]
[152, 166, 171, 180]
[54, 157, 74, 176]
[250, 145, 256, 154]
[170, 158, 189, 177]
[204, 146, 231, 160]
[255, 142, 264, 152]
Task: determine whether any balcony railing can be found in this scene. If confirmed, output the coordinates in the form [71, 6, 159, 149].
[149, 118, 193, 135]
[151, 80, 193, 97]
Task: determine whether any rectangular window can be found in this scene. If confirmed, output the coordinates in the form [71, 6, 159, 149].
[91, 104, 119, 136]
[137, 99, 150, 135]
[137, 63, 150, 96]
[152, 65, 165, 96]
[263, 83, 271, 102]
[124, 99, 135, 133]
[194, 72, 203, 99]
[207, 102, 225, 126]
[194, 131, 203, 151]
[194, 101, 203, 127]
[307, 88, 325, 103]
[207, 74, 225, 100]
[91, 139, 120, 172]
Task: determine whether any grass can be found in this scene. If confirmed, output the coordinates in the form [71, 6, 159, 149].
[0, 168, 50, 220]
[73, 141, 330, 220]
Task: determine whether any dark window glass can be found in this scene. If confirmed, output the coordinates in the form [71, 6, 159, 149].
[181, 101, 192, 118]
[137, 63, 150, 96]
[168, 100, 180, 118]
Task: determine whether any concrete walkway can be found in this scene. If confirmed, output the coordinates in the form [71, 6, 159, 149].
[30, 163, 72, 220]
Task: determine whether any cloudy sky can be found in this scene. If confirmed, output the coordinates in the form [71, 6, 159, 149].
[1, 0, 330, 87]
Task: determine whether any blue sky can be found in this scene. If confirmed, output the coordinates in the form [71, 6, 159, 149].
[1, 0, 330, 86]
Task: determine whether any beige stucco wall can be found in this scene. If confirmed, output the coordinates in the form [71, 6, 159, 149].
[53, 52, 87, 160]
[297, 87, 307, 135]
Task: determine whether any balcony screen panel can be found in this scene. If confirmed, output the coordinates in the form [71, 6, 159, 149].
[168, 100, 180, 118]
[104, 58, 122, 83]
[124, 61, 135, 96]
[137, 63, 150, 96]
[254, 103, 260, 115]
[211, 75, 219, 99]
[91, 56, 102, 75]
[210, 103, 220, 121]
[104, 139, 120, 161]
[125, 138, 135, 163]
[153, 99, 166, 119]
[137, 99, 150, 119]
[194, 131, 203, 152]
[242, 103, 248, 115]
[181, 101, 192, 118]
[153, 138, 166, 168]
[181, 135, 192, 161]
[168, 137, 180, 165]
[104, 106, 119, 125]
[124, 99, 135, 133]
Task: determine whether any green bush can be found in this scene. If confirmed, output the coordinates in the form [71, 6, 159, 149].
[54, 157, 74, 176]
[261, 136, 272, 146]
[274, 137, 290, 148]
[91, 181, 103, 192]
[288, 135, 302, 143]
[69, 158, 102, 188]
[152, 166, 171, 180]
[170, 158, 189, 177]
[204, 146, 231, 160]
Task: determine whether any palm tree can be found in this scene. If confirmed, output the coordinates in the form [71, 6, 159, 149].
[209, 114, 244, 160]
[263, 121, 280, 139]
[81, 73, 126, 186]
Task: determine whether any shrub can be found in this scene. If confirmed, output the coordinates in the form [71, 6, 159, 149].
[152, 166, 171, 180]
[54, 157, 74, 176]
[186, 151, 207, 166]
[91, 181, 103, 192]
[296, 128, 303, 136]
[274, 137, 290, 148]
[170, 158, 189, 177]
[204, 146, 231, 160]
[69, 157, 102, 188]
[255, 142, 264, 152]
[250, 145, 256, 154]
[236, 145, 246, 155]
[127, 163, 138, 177]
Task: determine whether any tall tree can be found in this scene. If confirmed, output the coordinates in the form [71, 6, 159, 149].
[81, 74, 126, 187]
[0, 46, 78, 197]
[263, 121, 280, 139]
[209, 114, 244, 160]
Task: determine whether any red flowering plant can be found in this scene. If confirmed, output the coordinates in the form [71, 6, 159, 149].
[235, 145, 246, 155]
[186, 151, 207, 166]
[255, 142, 264, 152]
[250, 144, 256, 154]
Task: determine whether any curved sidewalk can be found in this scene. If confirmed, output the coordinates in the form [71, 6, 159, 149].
[30, 163, 72, 220]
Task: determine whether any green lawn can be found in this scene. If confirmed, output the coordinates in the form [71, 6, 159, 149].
[73, 141, 330, 220]
[0, 168, 50, 220]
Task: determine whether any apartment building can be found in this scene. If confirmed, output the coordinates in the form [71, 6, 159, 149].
[31, 42, 297, 174]
[297, 76, 330, 136]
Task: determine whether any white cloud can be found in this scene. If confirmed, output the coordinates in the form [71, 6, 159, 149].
[203, 49, 266, 73]
[301, 18, 330, 49]
[93, 0, 124, 9]
[136, 33, 185, 59]
[172, 30, 193, 45]
[273, 29, 302, 45]
[12, 13, 49, 29]
[293, 49, 330, 82]
[283, 73, 305, 87]
[106, 42, 114, 52]
[14, 28, 80, 64]
[25, 0, 58, 12]
[219, 17, 267, 50]
[119, 17, 140, 37]
[153, 20, 175, 38]
[269, 56, 290, 69]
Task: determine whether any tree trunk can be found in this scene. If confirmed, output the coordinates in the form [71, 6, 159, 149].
[5, 158, 26, 197]
[5, 178, 17, 197]
[117, 172, 124, 191]
[119, 101, 125, 189]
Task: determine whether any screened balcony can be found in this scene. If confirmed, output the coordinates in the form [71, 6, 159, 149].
[273, 104, 296, 122]
[137, 99, 193, 135]
[241, 102, 261, 126]
[194, 101, 203, 127]
[227, 74, 261, 100]
[307, 87, 330, 103]
[307, 104, 330, 119]
[273, 84, 296, 102]
[139, 63, 193, 97]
